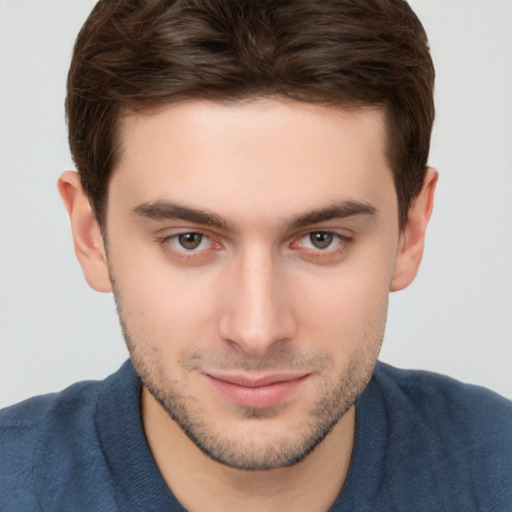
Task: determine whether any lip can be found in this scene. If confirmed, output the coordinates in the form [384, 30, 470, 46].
[203, 372, 310, 409]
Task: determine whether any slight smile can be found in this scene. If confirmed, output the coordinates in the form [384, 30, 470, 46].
[203, 372, 311, 409]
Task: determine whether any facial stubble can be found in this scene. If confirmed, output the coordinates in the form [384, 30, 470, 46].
[110, 273, 384, 471]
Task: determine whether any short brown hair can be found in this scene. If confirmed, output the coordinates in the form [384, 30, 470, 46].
[66, 0, 435, 229]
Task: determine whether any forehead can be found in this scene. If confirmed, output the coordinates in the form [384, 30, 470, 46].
[110, 98, 395, 224]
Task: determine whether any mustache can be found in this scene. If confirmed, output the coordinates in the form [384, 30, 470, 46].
[182, 347, 333, 372]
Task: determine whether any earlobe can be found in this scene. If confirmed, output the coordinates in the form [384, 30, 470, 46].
[58, 171, 112, 293]
[390, 168, 438, 292]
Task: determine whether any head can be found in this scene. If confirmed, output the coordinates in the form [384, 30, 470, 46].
[60, 0, 436, 470]
[66, 0, 434, 231]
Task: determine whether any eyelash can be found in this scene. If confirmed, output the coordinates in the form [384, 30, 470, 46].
[157, 230, 353, 262]
[158, 231, 221, 260]
[291, 232, 353, 261]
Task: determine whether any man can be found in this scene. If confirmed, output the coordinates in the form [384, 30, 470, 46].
[1, 0, 511, 510]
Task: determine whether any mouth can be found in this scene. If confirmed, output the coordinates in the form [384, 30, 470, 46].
[203, 372, 311, 409]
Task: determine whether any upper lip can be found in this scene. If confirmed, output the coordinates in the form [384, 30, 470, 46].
[204, 372, 310, 388]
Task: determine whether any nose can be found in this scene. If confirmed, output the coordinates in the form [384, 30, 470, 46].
[218, 246, 297, 357]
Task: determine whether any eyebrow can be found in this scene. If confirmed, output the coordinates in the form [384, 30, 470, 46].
[133, 201, 239, 232]
[133, 199, 377, 232]
[286, 200, 377, 230]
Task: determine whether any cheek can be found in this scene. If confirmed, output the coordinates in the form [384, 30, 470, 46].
[296, 256, 392, 355]
[304, 278, 388, 334]
[110, 251, 223, 356]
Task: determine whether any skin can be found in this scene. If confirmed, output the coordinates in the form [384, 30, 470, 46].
[59, 98, 436, 512]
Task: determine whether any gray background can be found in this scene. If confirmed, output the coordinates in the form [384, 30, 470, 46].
[1, 0, 511, 408]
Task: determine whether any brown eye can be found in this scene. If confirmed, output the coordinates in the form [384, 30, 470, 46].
[177, 233, 204, 250]
[309, 232, 334, 249]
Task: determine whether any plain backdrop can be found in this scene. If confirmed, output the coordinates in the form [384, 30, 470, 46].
[0, 0, 511, 408]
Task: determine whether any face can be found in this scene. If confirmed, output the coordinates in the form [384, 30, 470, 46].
[103, 99, 401, 470]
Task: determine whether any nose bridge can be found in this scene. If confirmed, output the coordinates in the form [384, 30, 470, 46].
[219, 243, 294, 356]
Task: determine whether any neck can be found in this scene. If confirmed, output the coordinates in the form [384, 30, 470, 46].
[141, 388, 355, 512]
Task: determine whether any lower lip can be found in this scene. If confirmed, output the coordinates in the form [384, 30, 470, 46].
[205, 374, 309, 409]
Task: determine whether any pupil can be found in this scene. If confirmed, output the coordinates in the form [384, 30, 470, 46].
[311, 232, 333, 249]
[179, 233, 202, 250]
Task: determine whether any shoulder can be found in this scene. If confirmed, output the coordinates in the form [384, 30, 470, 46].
[0, 378, 106, 511]
[0, 377, 103, 448]
[371, 362, 512, 509]
[1, 377, 102, 423]
[374, 361, 512, 431]
[0, 377, 104, 444]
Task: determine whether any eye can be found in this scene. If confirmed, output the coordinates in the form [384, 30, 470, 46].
[171, 232, 211, 251]
[300, 232, 343, 250]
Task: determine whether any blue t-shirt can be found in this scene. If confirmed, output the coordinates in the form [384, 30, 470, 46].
[1, 360, 511, 511]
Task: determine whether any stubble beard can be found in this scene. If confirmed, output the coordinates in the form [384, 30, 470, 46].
[111, 281, 384, 471]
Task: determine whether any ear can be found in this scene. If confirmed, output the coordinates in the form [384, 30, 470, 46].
[390, 168, 438, 292]
[58, 171, 112, 293]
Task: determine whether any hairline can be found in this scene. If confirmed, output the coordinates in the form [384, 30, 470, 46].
[94, 94, 406, 234]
